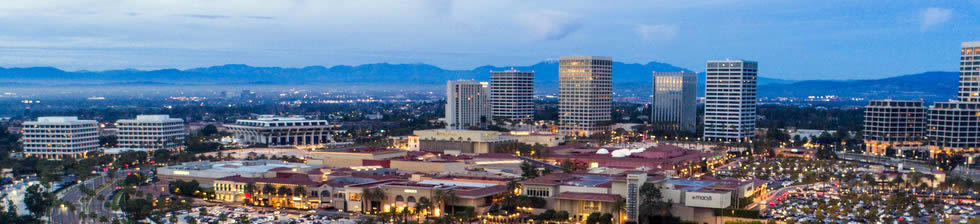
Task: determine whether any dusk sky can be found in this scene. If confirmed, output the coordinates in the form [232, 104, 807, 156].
[1, 0, 978, 80]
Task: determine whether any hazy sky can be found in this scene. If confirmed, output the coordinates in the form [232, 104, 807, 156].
[1, 0, 978, 80]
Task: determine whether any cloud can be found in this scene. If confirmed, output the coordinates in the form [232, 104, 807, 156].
[242, 16, 275, 20]
[634, 24, 677, 41]
[515, 10, 581, 40]
[177, 14, 231, 19]
[919, 7, 952, 31]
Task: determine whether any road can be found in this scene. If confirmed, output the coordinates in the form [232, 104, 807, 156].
[50, 169, 131, 223]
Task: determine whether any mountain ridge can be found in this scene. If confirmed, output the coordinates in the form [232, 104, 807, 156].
[0, 63, 958, 101]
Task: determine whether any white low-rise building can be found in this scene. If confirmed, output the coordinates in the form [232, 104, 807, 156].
[22, 116, 99, 159]
[116, 115, 185, 151]
[225, 115, 333, 146]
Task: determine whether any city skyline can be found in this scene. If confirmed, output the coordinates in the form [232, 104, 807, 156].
[0, 1, 978, 80]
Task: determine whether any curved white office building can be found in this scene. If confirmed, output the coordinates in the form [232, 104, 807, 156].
[225, 115, 333, 146]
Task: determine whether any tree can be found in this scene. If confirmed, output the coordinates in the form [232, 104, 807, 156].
[638, 183, 671, 223]
[24, 184, 53, 219]
[263, 184, 276, 195]
[586, 212, 603, 224]
[293, 186, 307, 197]
[244, 182, 258, 195]
[520, 162, 539, 179]
[415, 197, 433, 220]
[123, 173, 143, 186]
[122, 198, 153, 221]
[362, 187, 387, 213]
[201, 124, 219, 137]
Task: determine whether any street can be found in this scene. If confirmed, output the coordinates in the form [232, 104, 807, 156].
[50, 169, 130, 223]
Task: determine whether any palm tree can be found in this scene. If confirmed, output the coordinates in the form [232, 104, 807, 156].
[433, 189, 458, 216]
[612, 198, 626, 223]
[892, 175, 905, 190]
[244, 182, 257, 196]
[262, 184, 276, 195]
[293, 186, 307, 198]
[415, 197, 432, 221]
[362, 187, 387, 213]
[905, 173, 921, 193]
[278, 186, 291, 196]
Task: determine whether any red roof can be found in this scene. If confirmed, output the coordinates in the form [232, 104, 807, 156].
[473, 153, 521, 159]
[553, 192, 622, 202]
[269, 167, 295, 172]
[453, 185, 508, 198]
[218, 173, 321, 186]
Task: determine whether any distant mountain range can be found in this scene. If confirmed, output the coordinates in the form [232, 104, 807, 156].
[0, 62, 959, 102]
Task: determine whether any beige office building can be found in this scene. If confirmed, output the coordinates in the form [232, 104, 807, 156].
[559, 56, 613, 136]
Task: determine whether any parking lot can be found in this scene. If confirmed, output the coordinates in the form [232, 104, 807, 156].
[765, 184, 979, 223]
[160, 205, 357, 224]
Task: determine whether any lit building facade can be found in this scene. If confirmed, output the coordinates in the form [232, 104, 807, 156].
[703, 60, 757, 141]
[863, 100, 926, 155]
[446, 80, 491, 130]
[225, 115, 332, 146]
[927, 41, 980, 158]
[652, 71, 698, 133]
[559, 56, 613, 136]
[116, 114, 185, 151]
[22, 116, 99, 159]
[960, 41, 980, 102]
[490, 70, 535, 121]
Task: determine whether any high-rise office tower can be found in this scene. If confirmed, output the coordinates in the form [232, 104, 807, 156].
[559, 56, 612, 136]
[927, 41, 980, 159]
[22, 116, 99, 160]
[703, 60, 757, 141]
[960, 41, 980, 102]
[446, 80, 491, 130]
[863, 100, 927, 155]
[652, 71, 698, 133]
[490, 70, 535, 121]
[116, 115, 186, 151]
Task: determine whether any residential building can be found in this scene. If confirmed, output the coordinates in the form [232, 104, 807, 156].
[446, 80, 491, 130]
[652, 71, 698, 132]
[490, 70, 535, 121]
[225, 115, 332, 146]
[863, 100, 926, 155]
[703, 60, 758, 141]
[116, 114, 186, 151]
[559, 56, 613, 136]
[21, 116, 99, 159]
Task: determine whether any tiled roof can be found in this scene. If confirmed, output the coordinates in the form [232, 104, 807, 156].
[553, 192, 622, 202]
[454, 185, 508, 198]
[218, 173, 322, 186]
